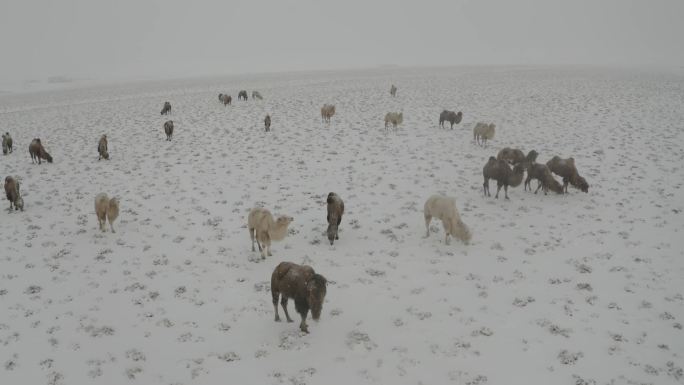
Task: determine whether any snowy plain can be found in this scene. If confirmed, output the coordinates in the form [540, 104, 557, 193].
[1, 66, 683, 385]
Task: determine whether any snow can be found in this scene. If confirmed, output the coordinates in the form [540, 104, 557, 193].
[1, 66, 683, 385]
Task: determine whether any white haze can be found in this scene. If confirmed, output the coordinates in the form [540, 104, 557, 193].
[1, 0, 683, 84]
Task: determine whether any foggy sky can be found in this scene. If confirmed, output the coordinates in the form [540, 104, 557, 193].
[1, 0, 683, 83]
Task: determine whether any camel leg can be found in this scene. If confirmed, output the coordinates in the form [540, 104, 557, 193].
[299, 312, 309, 333]
[504, 185, 510, 200]
[483, 178, 489, 197]
[109, 219, 116, 233]
[424, 215, 432, 237]
[495, 183, 502, 199]
[281, 297, 293, 322]
[524, 176, 531, 191]
[272, 291, 281, 321]
[249, 228, 255, 251]
[443, 220, 451, 245]
[255, 230, 264, 252]
[262, 232, 271, 257]
[534, 180, 542, 194]
[258, 233, 267, 258]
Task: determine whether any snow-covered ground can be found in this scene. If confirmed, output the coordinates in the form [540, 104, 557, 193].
[1, 66, 683, 385]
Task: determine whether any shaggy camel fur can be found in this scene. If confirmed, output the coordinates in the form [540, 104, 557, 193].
[98, 135, 109, 160]
[94, 193, 119, 233]
[473, 123, 496, 147]
[29, 139, 53, 164]
[252, 91, 263, 100]
[326, 192, 344, 245]
[161, 101, 171, 115]
[497, 148, 538, 166]
[264, 114, 271, 132]
[546, 156, 589, 193]
[390, 84, 397, 97]
[271, 262, 327, 333]
[238, 90, 248, 101]
[439, 110, 463, 129]
[2, 133, 12, 154]
[524, 162, 563, 195]
[164, 120, 174, 141]
[4, 176, 23, 211]
[248, 207, 294, 258]
[483, 157, 525, 199]
[321, 104, 336, 123]
[424, 194, 471, 245]
[384, 112, 403, 129]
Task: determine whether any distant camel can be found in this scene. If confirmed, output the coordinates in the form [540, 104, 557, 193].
[29, 138, 53, 164]
[161, 101, 171, 115]
[384, 112, 403, 129]
[439, 110, 462, 129]
[264, 114, 271, 132]
[321, 104, 335, 123]
[98, 134, 109, 160]
[164, 120, 174, 141]
[2, 133, 12, 154]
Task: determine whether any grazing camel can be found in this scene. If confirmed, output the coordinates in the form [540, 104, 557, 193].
[161, 101, 172, 115]
[384, 112, 403, 129]
[321, 104, 336, 123]
[482, 157, 525, 199]
[94, 193, 120, 233]
[98, 135, 109, 160]
[4, 176, 23, 211]
[524, 163, 564, 195]
[424, 194, 471, 245]
[264, 114, 271, 132]
[29, 139, 53, 164]
[2, 133, 12, 154]
[473, 123, 496, 147]
[546, 156, 589, 193]
[326, 192, 344, 245]
[271, 262, 327, 333]
[164, 120, 174, 141]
